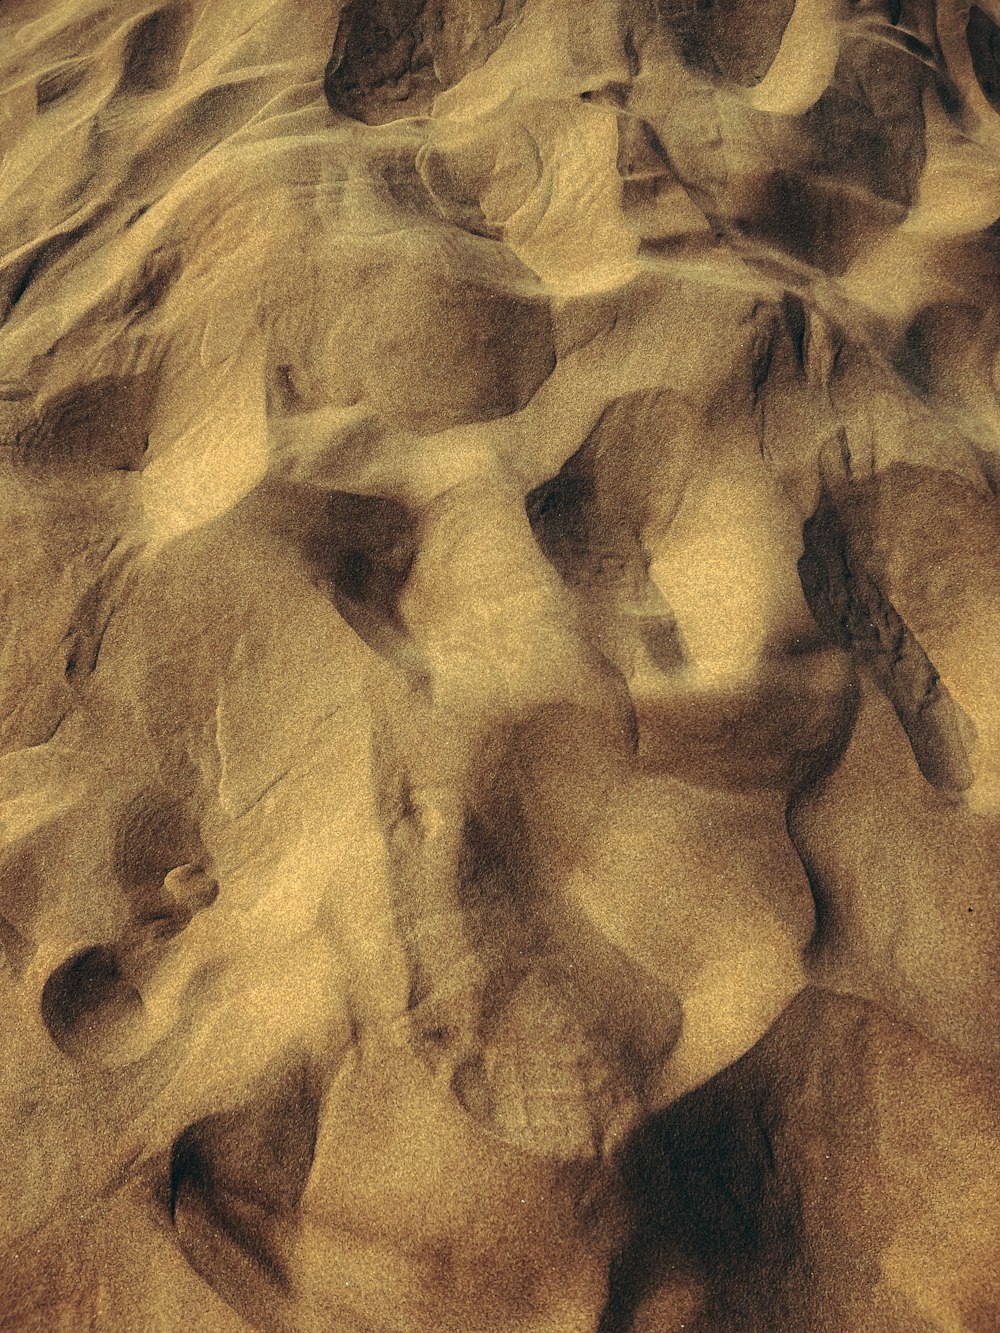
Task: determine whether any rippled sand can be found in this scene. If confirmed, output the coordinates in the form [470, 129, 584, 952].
[0, 2, 999, 1329]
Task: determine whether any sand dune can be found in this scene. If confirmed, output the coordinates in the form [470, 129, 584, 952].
[0, 1, 998, 1329]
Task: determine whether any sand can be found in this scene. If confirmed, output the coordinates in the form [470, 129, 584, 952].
[0, 1, 998, 1329]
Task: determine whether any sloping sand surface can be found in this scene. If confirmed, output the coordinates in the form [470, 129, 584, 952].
[0, 1, 999, 1329]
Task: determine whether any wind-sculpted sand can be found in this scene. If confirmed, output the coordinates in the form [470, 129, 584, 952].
[0, 1, 998, 1329]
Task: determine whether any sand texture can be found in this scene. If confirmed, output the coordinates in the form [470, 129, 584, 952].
[0, 0, 999, 1329]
